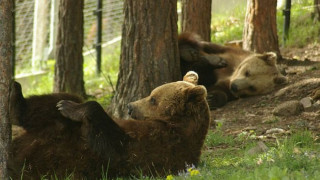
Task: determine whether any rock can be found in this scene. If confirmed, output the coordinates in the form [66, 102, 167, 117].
[300, 97, 313, 109]
[273, 100, 304, 116]
[247, 141, 269, 155]
[265, 128, 285, 134]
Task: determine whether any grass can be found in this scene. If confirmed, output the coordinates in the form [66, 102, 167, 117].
[277, 0, 320, 47]
[181, 130, 320, 180]
[114, 130, 319, 180]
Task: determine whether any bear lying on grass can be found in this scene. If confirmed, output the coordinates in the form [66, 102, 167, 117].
[9, 71, 210, 179]
[179, 33, 288, 109]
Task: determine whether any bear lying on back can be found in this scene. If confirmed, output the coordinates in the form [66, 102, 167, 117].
[9, 71, 210, 179]
[179, 32, 287, 109]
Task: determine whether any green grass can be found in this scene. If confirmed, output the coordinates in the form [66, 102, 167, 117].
[83, 46, 120, 107]
[277, 0, 320, 47]
[117, 130, 320, 180]
[176, 130, 320, 180]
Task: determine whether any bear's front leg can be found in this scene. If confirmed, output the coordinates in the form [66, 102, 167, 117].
[57, 100, 129, 157]
[207, 90, 228, 110]
[57, 100, 113, 124]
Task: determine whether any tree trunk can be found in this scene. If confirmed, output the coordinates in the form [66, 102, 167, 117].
[0, 0, 13, 178]
[181, 0, 212, 41]
[109, 0, 180, 119]
[243, 0, 280, 54]
[314, 0, 320, 22]
[54, 0, 86, 97]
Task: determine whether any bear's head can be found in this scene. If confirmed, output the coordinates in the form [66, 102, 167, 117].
[127, 71, 208, 120]
[229, 52, 287, 97]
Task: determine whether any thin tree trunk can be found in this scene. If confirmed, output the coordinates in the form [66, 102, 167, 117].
[314, 0, 320, 22]
[109, 0, 180, 119]
[181, 0, 212, 41]
[0, 0, 13, 178]
[54, 0, 86, 97]
[243, 0, 280, 54]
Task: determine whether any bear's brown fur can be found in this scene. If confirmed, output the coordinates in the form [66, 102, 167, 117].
[179, 33, 228, 87]
[178, 32, 287, 108]
[9, 72, 210, 179]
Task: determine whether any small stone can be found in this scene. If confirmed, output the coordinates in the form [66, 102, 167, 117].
[265, 128, 285, 134]
[273, 100, 304, 116]
[300, 97, 313, 109]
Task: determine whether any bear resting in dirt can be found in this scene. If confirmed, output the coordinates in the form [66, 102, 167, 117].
[8, 71, 210, 179]
[179, 32, 288, 109]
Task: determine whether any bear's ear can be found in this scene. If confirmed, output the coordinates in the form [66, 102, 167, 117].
[259, 52, 277, 66]
[183, 71, 199, 85]
[274, 75, 288, 85]
[184, 85, 207, 102]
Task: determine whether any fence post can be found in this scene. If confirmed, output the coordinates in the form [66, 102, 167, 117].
[95, 0, 103, 75]
[282, 0, 291, 46]
[31, 0, 50, 72]
[48, 0, 59, 59]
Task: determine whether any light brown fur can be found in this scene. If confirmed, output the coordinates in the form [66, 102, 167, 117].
[179, 33, 287, 108]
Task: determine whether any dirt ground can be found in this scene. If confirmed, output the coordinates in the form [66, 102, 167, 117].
[211, 43, 320, 139]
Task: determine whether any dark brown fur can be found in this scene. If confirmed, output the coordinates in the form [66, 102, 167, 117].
[179, 33, 228, 88]
[9, 78, 210, 179]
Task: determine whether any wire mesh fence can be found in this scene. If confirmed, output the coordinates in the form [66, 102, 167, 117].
[14, 0, 123, 73]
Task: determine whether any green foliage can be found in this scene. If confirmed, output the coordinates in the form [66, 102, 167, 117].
[83, 46, 120, 106]
[277, 0, 320, 47]
[16, 60, 54, 96]
[211, 5, 245, 44]
[211, 0, 320, 48]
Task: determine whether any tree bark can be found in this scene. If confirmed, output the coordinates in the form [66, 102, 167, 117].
[243, 0, 280, 54]
[109, 0, 180, 119]
[54, 0, 86, 97]
[181, 0, 212, 41]
[0, 0, 13, 178]
[314, 0, 320, 22]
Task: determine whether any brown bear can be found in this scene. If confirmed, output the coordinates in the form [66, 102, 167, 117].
[9, 71, 210, 179]
[178, 32, 287, 109]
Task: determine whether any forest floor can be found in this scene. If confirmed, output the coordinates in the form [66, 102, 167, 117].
[189, 43, 320, 179]
[210, 43, 320, 147]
